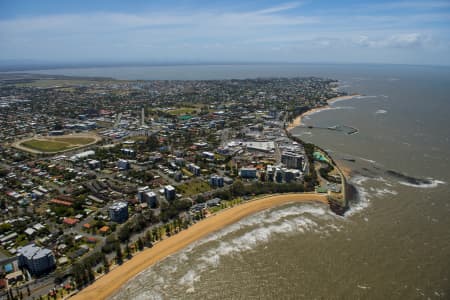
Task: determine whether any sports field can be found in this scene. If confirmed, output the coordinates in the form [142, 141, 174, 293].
[15, 134, 100, 153]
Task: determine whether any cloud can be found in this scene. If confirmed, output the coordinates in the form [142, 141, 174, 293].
[253, 2, 303, 15]
[354, 33, 431, 48]
[0, 1, 449, 65]
[369, 1, 450, 10]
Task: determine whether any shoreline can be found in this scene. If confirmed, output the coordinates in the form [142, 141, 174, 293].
[70, 193, 328, 300]
[287, 94, 361, 131]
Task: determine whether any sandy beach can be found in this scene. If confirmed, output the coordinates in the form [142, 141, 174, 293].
[70, 193, 328, 300]
[287, 94, 361, 131]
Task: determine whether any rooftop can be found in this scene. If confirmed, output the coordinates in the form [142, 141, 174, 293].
[18, 244, 52, 260]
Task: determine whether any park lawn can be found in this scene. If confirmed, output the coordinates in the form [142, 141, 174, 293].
[181, 168, 194, 177]
[21, 139, 75, 152]
[176, 179, 211, 196]
[167, 107, 198, 116]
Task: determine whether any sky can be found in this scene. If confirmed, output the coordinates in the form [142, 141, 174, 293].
[1, 0, 450, 66]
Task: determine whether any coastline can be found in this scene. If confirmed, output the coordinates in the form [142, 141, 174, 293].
[70, 193, 328, 300]
[287, 94, 361, 131]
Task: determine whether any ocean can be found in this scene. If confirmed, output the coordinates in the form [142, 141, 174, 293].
[19, 64, 450, 299]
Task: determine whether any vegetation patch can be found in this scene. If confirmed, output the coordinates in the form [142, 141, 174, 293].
[167, 107, 198, 116]
[51, 137, 95, 144]
[176, 179, 211, 196]
[18, 136, 97, 153]
[21, 140, 74, 152]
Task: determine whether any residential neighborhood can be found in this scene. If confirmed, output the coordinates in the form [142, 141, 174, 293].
[0, 74, 347, 299]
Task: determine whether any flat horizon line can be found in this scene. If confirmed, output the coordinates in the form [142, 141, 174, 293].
[1, 61, 450, 72]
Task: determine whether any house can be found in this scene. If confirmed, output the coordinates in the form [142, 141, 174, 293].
[99, 226, 110, 234]
[50, 199, 73, 207]
[63, 218, 79, 226]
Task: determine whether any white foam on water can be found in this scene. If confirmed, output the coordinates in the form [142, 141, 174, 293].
[174, 204, 336, 290]
[112, 201, 352, 298]
[351, 175, 370, 185]
[134, 290, 164, 300]
[346, 175, 372, 216]
[178, 269, 200, 291]
[198, 215, 320, 268]
[354, 95, 378, 99]
[374, 188, 398, 197]
[111, 275, 166, 300]
[398, 179, 446, 189]
[186, 204, 331, 250]
[352, 155, 379, 165]
[299, 131, 313, 136]
[303, 106, 354, 119]
[357, 284, 371, 289]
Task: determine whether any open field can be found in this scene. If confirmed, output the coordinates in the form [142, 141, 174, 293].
[176, 179, 211, 196]
[21, 140, 75, 152]
[13, 134, 101, 154]
[70, 193, 328, 300]
[167, 107, 198, 116]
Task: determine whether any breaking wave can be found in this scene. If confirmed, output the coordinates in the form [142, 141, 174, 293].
[303, 106, 355, 119]
[111, 203, 339, 299]
[398, 179, 446, 189]
[354, 95, 378, 99]
[386, 170, 446, 188]
[346, 174, 397, 216]
[112, 169, 407, 299]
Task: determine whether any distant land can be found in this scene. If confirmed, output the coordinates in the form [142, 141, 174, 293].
[1, 61, 449, 73]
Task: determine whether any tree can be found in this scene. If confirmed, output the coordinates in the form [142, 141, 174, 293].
[103, 255, 110, 273]
[145, 135, 160, 151]
[137, 237, 144, 251]
[144, 230, 152, 246]
[165, 224, 171, 237]
[88, 268, 95, 282]
[118, 224, 131, 243]
[115, 243, 123, 264]
[125, 241, 132, 259]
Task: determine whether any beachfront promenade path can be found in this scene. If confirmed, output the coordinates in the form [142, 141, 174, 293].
[70, 193, 328, 300]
